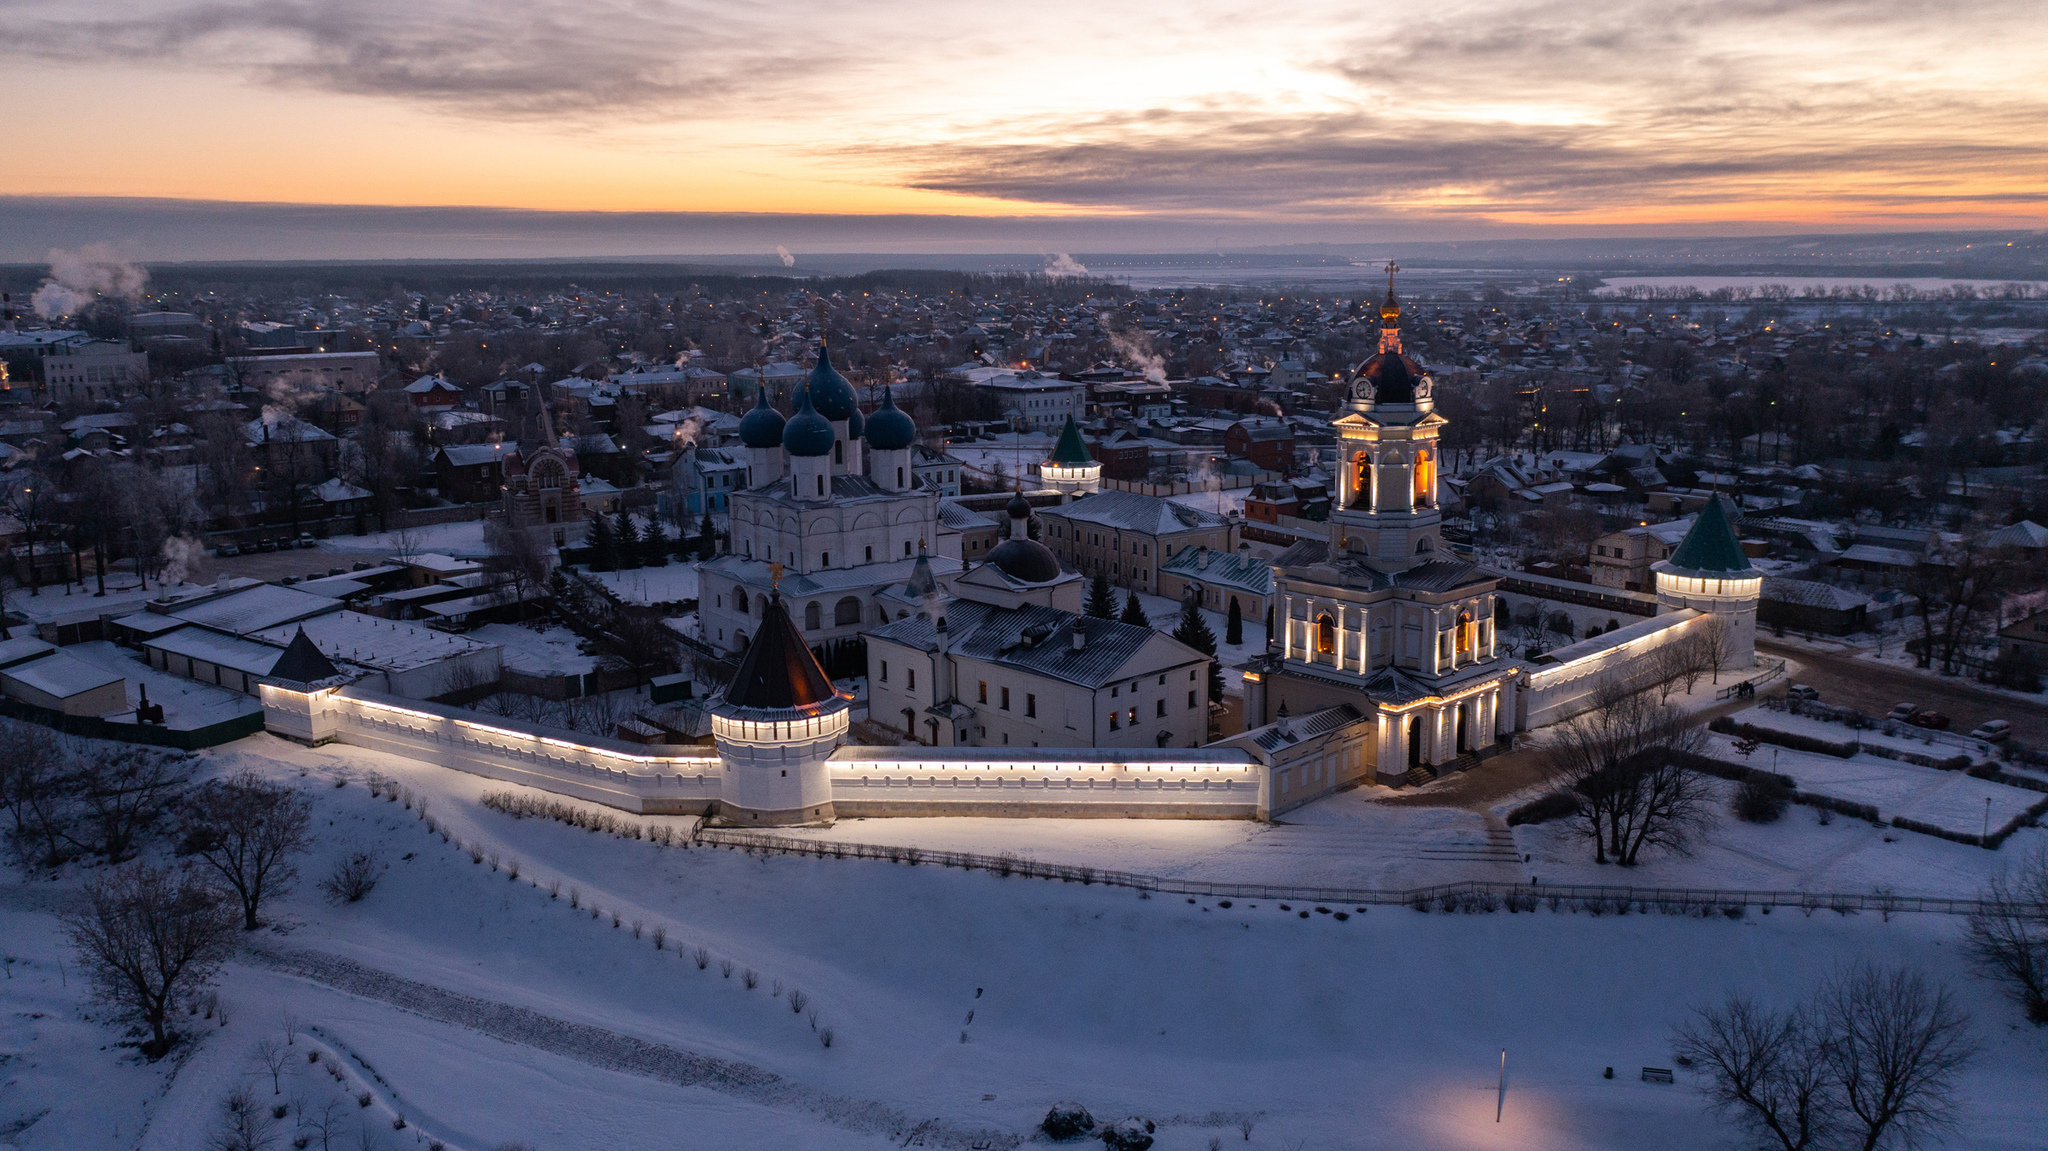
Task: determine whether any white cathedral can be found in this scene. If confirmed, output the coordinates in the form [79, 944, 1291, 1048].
[698, 337, 958, 654]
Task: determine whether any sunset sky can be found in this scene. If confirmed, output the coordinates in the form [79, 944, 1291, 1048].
[4, 0, 2045, 254]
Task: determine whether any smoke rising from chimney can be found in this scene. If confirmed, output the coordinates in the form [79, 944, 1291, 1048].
[776, 245, 796, 267]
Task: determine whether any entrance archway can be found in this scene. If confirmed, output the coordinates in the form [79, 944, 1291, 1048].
[1456, 704, 1469, 753]
[1407, 719, 1423, 767]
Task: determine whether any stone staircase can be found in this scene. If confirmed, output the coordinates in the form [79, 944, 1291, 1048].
[1399, 763, 1438, 788]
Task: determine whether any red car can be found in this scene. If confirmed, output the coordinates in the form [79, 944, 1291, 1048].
[1906, 711, 1951, 731]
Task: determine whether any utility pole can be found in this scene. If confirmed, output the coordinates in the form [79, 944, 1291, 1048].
[1497, 1048, 1507, 1122]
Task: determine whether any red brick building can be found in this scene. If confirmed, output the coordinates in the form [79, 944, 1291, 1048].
[1225, 419, 1295, 472]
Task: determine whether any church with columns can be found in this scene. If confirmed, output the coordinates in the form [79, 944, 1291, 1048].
[1240, 282, 1521, 784]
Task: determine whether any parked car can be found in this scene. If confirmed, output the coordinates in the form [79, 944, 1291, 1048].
[1907, 710, 1951, 731]
[1969, 720, 2011, 742]
[214, 543, 240, 558]
[256, 538, 279, 553]
[1888, 702, 1920, 722]
[295, 534, 317, 549]
[1786, 684, 1820, 701]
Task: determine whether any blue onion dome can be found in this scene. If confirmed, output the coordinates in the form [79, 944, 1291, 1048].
[847, 404, 865, 440]
[738, 386, 786, 448]
[805, 336, 860, 422]
[782, 390, 835, 458]
[863, 386, 917, 451]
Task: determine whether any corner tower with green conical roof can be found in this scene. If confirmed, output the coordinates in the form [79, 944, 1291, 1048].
[1040, 414, 1101, 498]
[1652, 495, 1761, 670]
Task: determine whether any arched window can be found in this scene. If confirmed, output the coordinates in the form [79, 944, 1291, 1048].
[533, 460, 563, 490]
[734, 629, 748, 648]
[1353, 450, 1372, 507]
[834, 596, 862, 626]
[1415, 537, 1434, 555]
[1457, 610, 1474, 654]
[1316, 613, 1336, 654]
[1413, 447, 1433, 507]
[804, 602, 822, 630]
[734, 588, 749, 615]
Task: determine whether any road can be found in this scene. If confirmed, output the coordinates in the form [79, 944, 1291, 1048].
[1758, 638, 2048, 745]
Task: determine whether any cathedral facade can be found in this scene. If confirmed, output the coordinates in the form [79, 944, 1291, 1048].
[699, 338, 957, 654]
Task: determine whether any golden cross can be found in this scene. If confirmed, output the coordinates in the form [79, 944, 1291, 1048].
[1385, 261, 1400, 293]
[769, 561, 783, 593]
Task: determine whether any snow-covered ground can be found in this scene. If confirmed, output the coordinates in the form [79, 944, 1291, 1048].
[581, 562, 699, 607]
[318, 521, 489, 559]
[1706, 732, 2039, 836]
[1125, 591, 1265, 698]
[467, 624, 599, 677]
[8, 733, 2047, 1151]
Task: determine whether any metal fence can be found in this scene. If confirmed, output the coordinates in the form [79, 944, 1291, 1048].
[692, 827, 1990, 916]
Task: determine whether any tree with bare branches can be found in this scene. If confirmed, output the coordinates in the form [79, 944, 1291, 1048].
[1965, 846, 2048, 1024]
[1543, 677, 1713, 865]
[481, 520, 554, 611]
[177, 772, 312, 930]
[59, 863, 238, 1058]
[1673, 996, 1831, 1150]
[1674, 965, 1975, 1151]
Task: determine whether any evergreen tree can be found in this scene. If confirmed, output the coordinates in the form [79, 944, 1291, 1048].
[698, 510, 717, 559]
[1120, 590, 1150, 627]
[587, 514, 619, 571]
[1173, 596, 1224, 704]
[1226, 596, 1243, 646]
[615, 512, 642, 569]
[642, 514, 669, 567]
[1085, 572, 1117, 619]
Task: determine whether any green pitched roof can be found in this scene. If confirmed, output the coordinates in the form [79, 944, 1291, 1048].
[1666, 496, 1753, 573]
[1048, 416, 1093, 465]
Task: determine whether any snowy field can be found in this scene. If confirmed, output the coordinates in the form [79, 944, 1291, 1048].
[580, 563, 700, 607]
[1705, 733, 2039, 837]
[8, 733, 2048, 1151]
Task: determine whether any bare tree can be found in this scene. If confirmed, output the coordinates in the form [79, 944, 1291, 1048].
[481, 520, 554, 610]
[1965, 846, 2048, 1024]
[1818, 964, 1976, 1151]
[210, 1087, 280, 1151]
[177, 772, 313, 930]
[1673, 996, 1831, 1151]
[1698, 616, 1734, 685]
[0, 722, 75, 867]
[388, 519, 425, 566]
[67, 744, 190, 863]
[1543, 678, 1713, 865]
[301, 1097, 347, 1151]
[599, 606, 682, 692]
[59, 863, 239, 1057]
[257, 1038, 291, 1094]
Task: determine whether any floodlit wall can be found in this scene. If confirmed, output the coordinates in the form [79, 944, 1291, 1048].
[262, 686, 1268, 819]
[1520, 610, 1710, 729]
[826, 748, 1265, 819]
[327, 689, 724, 814]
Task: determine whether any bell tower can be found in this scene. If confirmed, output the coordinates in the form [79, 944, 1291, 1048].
[1329, 265, 1444, 572]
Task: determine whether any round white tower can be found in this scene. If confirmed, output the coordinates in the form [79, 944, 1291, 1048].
[1653, 495, 1761, 669]
[710, 583, 850, 826]
[1040, 414, 1101, 498]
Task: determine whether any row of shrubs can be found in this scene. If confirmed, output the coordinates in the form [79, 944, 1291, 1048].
[478, 790, 690, 847]
[1896, 794, 2048, 849]
[1709, 716, 1859, 758]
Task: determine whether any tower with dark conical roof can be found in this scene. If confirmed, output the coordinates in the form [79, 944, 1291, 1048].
[710, 585, 850, 824]
[1040, 414, 1101, 498]
[1653, 495, 1760, 668]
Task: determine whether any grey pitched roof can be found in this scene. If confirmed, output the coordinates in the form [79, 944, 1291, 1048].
[1761, 578, 1869, 611]
[868, 601, 1202, 689]
[1249, 703, 1363, 752]
[1272, 538, 1329, 567]
[1159, 546, 1273, 595]
[1048, 489, 1227, 535]
[937, 500, 998, 530]
[438, 442, 518, 467]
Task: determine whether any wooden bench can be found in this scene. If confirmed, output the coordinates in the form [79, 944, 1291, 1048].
[1641, 1067, 1674, 1084]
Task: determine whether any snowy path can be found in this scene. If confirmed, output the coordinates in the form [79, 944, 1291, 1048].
[245, 947, 1020, 1151]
